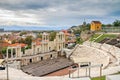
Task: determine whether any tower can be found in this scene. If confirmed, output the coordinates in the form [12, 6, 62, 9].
[83, 18, 86, 26]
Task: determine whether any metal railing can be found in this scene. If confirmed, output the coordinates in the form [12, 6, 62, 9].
[68, 62, 103, 80]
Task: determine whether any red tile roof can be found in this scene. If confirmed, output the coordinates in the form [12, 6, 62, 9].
[35, 41, 41, 45]
[92, 21, 101, 24]
[9, 43, 27, 47]
[0, 42, 10, 47]
[62, 30, 68, 33]
[33, 38, 42, 45]
[62, 30, 70, 36]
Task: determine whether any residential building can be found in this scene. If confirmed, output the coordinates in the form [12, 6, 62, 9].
[90, 21, 102, 31]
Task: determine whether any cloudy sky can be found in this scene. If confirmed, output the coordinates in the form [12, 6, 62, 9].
[0, 0, 120, 30]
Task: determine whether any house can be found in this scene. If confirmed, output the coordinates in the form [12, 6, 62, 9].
[90, 21, 102, 31]
[62, 30, 76, 44]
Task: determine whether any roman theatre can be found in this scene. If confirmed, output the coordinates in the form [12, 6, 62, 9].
[67, 41, 120, 77]
[3, 32, 120, 78]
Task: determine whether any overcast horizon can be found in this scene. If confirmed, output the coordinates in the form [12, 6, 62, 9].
[0, 0, 120, 30]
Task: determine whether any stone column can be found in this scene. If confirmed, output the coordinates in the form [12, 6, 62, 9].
[15, 48, 17, 58]
[32, 43, 34, 55]
[48, 43, 49, 52]
[41, 44, 43, 53]
[44, 44, 45, 53]
[43, 44, 44, 53]
[15, 48, 18, 58]
[45, 35, 46, 40]
[19, 47, 22, 57]
[6, 48, 8, 58]
[63, 43, 65, 48]
[11, 48, 13, 58]
[45, 44, 46, 52]
[61, 43, 63, 50]
[61, 35, 62, 40]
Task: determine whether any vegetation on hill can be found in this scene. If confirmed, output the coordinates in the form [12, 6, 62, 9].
[90, 34, 117, 42]
[70, 23, 90, 35]
[76, 37, 84, 44]
[24, 36, 33, 46]
[91, 76, 105, 80]
[37, 33, 42, 38]
[19, 31, 27, 36]
[102, 19, 120, 27]
[113, 20, 120, 26]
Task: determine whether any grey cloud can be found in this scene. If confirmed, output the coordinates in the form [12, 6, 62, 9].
[0, 0, 120, 26]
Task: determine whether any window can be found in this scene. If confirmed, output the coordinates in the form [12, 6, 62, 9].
[50, 54, 52, 58]
[41, 57, 43, 60]
[30, 59, 32, 63]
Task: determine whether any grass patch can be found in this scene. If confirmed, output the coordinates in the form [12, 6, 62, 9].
[114, 72, 120, 75]
[90, 34, 117, 42]
[91, 76, 105, 80]
[90, 34, 101, 41]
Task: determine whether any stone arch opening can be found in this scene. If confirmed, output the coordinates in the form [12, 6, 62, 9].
[30, 59, 32, 63]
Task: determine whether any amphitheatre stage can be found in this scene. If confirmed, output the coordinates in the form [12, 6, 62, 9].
[22, 57, 73, 76]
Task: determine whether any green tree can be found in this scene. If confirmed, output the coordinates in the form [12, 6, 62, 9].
[25, 45, 31, 49]
[49, 32, 57, 41]
[106, 24, 112, 27]
[113, 20, 120, 26]
[12, 40, 16, 44]
[18, 38, 25, 43]
[20, 31, 27, 36]
[2, 47, 7, 54]
[76, 37, 83, 44]
[37, 33, 42, 38]
[25, 36, 33, 46]
[85, 23, 90, 30]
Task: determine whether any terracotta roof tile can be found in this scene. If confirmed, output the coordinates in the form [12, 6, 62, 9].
[92, 21, 101, 24]
[9, 43, 27, 47]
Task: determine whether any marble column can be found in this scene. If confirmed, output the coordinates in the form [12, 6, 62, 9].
[11, 48, 13, 58]
[6, 48, 8, 58]
[15, 48, 17, 58]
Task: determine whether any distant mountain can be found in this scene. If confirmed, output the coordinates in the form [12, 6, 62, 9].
[68, 25, 83, 31]
[0, 26, 70, 31]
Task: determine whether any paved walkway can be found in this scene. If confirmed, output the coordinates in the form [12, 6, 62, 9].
[0, 67, 90, 80]
[106, 74, 120, 80]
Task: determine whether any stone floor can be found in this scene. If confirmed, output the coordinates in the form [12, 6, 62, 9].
[106, 74, 120, 80]
[22, 57, 73, 76]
